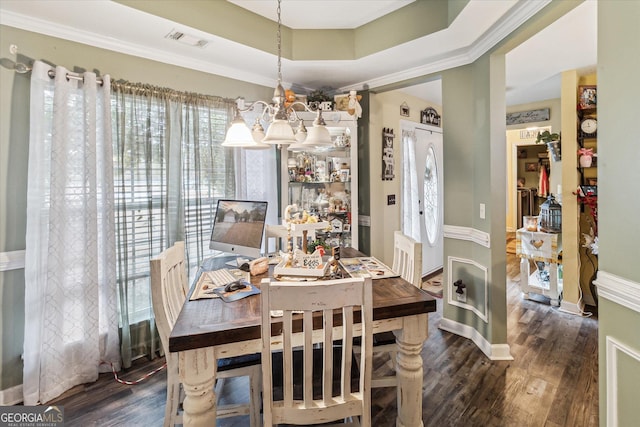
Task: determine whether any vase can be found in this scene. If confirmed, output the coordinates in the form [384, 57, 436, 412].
[546, 141, 561, 161]
[579, 154, 593, 167]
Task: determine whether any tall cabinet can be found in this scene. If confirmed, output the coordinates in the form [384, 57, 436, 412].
[280, 111, 358, 250]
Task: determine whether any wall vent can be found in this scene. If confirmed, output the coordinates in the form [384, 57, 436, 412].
[165, 29, 208, 48]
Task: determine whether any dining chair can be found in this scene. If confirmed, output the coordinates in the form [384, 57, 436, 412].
[366, 231, 423, 388]
[392, 230, 423, 289]
[260, 276, 373, 426]
[150, 241, 261, 427]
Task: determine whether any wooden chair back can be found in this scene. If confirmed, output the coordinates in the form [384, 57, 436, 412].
[260, 276, 373, 426]
[150, 241, 187, 427]
[392, 231, 422, 288]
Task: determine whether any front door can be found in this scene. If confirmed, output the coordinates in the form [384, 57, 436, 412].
[415, 127, 444, 276]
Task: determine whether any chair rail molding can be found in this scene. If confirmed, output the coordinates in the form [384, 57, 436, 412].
[0, 250, 25, 272]
[0, 385, 23, 406]
[595, 270, 640, 314]
[447, 256, 489, 322]
[443, 225, 490, 248]
[605, 336, 640, 427]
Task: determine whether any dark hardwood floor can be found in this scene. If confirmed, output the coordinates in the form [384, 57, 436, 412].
[50, 252, 599, 426]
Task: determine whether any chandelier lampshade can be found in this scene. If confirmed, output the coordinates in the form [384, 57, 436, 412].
[263, 118, 297, 144]
[222, 110, 271, 149]
[224, 0, 340, 150]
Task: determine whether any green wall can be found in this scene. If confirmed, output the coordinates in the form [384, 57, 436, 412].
[0, 24, 273, 392]
[597, 1, 640, 426]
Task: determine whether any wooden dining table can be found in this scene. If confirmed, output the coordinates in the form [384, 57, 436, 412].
[169, 248, 437, 426]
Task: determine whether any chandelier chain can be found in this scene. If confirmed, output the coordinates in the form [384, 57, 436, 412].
[277, 0, 282, 84]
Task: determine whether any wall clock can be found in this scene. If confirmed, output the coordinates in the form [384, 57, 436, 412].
[580, 117, 597, 135]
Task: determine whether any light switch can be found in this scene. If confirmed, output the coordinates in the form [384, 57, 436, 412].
[479, 203, 486, 219]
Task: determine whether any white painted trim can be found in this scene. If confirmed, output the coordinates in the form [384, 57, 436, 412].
[443, 225, 490, 248]
[342, 0, 551, 92]
[0, 384, 23, 406]
[605, 336, 640, 427]
[595, 271, 640, 314]
[0, 250, 25, 272]
[439, 318, 513, 361]
[0, 9, 277, 89]
[447, 256, 488, 323]
[0, 1, 550, 94]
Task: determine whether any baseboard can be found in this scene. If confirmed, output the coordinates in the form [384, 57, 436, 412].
[559, 299, 587, 316]
[439, 318, 513, 361]
[0, 384, 23, 406]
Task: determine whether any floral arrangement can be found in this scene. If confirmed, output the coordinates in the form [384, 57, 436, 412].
[577, 189, 598, 254]
[582, 227, 598, 255]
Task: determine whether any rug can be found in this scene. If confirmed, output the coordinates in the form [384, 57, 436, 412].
[422, 274, 443, 298]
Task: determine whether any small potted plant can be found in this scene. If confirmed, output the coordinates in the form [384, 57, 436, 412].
[536, 130, 561, 161]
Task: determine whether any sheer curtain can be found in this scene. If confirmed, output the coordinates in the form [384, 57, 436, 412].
[23, 61, 120, 405]
[111, 83, 236, 367]
[401, 129, 421, 241]
[234, 104, 280, 230]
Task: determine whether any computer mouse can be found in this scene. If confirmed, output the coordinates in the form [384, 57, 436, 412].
[224, 281, 247, 293]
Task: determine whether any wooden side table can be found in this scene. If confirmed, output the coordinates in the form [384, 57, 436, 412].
[515, 228, 563, 306]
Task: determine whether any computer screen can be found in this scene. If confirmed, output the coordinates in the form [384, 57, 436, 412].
[209, 199, 268, 259]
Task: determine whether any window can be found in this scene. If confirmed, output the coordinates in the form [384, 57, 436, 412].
[112, 89, 235, 325]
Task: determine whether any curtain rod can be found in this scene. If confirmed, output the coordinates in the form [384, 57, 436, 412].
[13, 61, 103, 85]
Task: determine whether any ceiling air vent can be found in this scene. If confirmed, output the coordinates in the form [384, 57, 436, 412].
[165, 29, 208, 48]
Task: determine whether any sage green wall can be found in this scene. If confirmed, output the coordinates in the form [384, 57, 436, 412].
[436, 0, 584, 348]
[597, 1, 640, 425]
[440, 55, 507, 343]
[0, 24, 273, 392]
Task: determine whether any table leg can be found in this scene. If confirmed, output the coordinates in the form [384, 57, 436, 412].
[394, 313, 429, 427]
[548, 262, 560, 306]
[179, 348, 217, 426]
[520, 257, 531, 300]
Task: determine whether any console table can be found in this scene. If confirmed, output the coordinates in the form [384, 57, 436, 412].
[516, 228, 563, 306]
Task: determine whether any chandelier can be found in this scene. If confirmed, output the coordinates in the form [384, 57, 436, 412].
[222, 0, 334, 151]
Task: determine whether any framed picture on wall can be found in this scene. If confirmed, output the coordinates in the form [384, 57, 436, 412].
[517, 148, 528, 159]
[578, 85, 597, 110]
[400, 102, 410, 117]
[525, 162, 538, 172]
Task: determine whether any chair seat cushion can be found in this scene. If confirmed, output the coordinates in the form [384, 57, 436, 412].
[217, 352, 261, 372]
[271, 346, 360, 401]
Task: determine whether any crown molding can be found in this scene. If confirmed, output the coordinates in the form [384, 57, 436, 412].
[0, 10, 279, 88]
[2, 1, 550, 92]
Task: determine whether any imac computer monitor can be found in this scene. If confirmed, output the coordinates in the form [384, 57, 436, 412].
[209, 199, 268, 259]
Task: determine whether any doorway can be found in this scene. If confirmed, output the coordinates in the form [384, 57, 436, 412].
[401, 121, 443, 276]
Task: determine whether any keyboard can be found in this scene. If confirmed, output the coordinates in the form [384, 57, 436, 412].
[206, 268, 238, 287]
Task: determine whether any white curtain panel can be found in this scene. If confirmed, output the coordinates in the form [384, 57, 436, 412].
[23, 61, 120, 405]
[401, 129, 421, 242]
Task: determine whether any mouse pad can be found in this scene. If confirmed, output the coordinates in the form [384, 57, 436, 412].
[211, 281, 260, 302]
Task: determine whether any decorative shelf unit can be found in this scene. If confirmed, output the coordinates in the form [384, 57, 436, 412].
[280, 110, 358, 250]
[516, 228, 563, 306]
